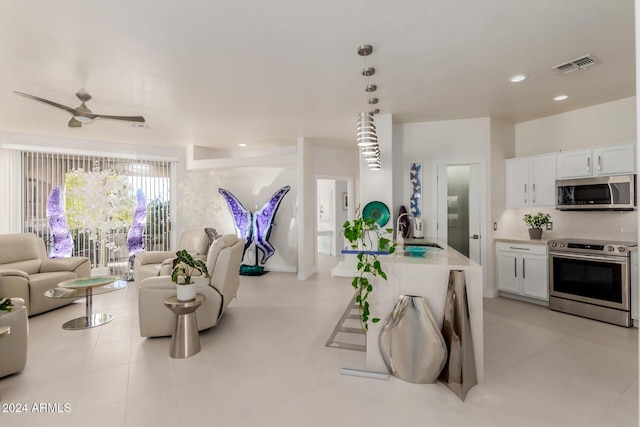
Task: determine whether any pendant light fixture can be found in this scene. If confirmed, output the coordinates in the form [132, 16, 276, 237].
[356, 44, 381, 170]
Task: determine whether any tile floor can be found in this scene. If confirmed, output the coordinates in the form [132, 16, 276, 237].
[0, 256, 637, 426]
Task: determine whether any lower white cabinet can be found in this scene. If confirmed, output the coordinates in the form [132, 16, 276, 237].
[631, 251, 638, 325]
[496, 242, 549, 302]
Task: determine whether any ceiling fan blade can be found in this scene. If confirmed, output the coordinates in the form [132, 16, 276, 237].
[14, 91, 77, 115]
[93, 114, 145, 123]
[68, 118, 82, 128]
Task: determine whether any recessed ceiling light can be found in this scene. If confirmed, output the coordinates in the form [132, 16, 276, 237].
[509, 74, 527, 83]
[238, 143, 247, 147]
[554, 95, 568, 101]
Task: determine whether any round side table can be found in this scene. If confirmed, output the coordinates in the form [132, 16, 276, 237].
[164, 294, 205, 358]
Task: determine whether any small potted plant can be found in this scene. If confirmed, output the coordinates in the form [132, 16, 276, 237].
[171, 249, 209, 301]
[523, 212, 551, 240]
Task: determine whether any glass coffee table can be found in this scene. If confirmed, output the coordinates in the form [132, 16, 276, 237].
[45, 276, 127, 330]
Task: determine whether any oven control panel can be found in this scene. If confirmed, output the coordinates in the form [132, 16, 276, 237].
[549, 239, 636, 256]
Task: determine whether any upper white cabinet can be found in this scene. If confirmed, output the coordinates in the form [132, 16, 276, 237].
[557, 143, 636, 179]
[506, 154, 556, 208]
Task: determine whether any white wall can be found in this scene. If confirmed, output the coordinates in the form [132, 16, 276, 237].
[515, 97, 636, 156]
[489, 118, 516, 296]
[395, 117, 491, 235]
[312, 144, 359, 178]
[298, 137, 315, 279]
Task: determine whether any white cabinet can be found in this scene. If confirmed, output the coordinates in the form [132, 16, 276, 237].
[506, 154, 556, 208]
[632, 251, 638, 325]
[557, 143, 636, 179]
[496, 242, 549, 302]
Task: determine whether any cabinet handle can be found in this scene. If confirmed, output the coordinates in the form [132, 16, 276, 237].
[514, 258, 517, 278]
[524, 184, 527, 204]
[598, 155, 601, 171]
[509, 246, 531, 251]
[532, 183, 536, 204]
[587, 157, 591, 172]
[523, 258, 526, 279]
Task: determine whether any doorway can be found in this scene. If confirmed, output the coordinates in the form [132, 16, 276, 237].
[435, 162, 482, 265]
[315, 176, 354, 273]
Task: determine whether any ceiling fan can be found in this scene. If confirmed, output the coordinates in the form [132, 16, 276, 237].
[14, 90, 146, 128]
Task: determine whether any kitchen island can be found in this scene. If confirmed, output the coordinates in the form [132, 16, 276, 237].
[332, 240, 483, 382]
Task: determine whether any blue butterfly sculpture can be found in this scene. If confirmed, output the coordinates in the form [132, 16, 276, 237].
[218, 186, 290, 273]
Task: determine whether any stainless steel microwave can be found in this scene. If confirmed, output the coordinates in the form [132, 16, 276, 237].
[556, 175, 636, 211]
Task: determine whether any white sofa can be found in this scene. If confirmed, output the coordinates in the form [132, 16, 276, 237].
[0, 298, 28, 378]
[137, 234, 244, 337]
[133, 228, 212, 286]
[0, 233, 91, 316]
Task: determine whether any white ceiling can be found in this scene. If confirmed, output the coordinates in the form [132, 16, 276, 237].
[0, 0, 635, 151]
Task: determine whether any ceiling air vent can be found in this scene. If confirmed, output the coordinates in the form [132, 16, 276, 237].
[552, 54, 596, 74]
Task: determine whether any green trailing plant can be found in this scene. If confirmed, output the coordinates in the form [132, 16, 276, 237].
[523, 212, 551, 229]
[171, 249, 209, 285]
[342, 208, 396, 331]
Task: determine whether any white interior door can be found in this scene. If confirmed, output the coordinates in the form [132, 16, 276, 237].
[436, 162, 481, 265]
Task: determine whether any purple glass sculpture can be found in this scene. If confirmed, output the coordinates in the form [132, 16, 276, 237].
[127, 189, 147, 268]
[46, 186, 73, 258]
[252, 186, 290, 264]
[218, 188, 253, 255]
[218, 186, 290, 265]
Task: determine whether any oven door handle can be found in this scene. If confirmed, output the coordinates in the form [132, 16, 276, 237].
[549, 252, 627, 263]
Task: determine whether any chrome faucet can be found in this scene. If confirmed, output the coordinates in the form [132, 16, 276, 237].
[395, 213, 413, 245]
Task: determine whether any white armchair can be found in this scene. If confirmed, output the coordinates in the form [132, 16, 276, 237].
[137, 234, 244, 337]
[0, 298, 28, 378]
[133, 228, 212, 286]
[0, 233, 91, 316]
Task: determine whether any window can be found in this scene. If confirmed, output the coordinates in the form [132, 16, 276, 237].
[21, 151, 173, 277]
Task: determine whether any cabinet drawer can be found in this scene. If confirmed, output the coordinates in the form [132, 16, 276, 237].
[496, 241, 548, 256]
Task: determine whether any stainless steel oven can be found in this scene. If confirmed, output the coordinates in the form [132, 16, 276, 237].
[548, 238, 636, 327]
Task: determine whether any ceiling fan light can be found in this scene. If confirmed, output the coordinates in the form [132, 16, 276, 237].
[73, 115, 93, 123]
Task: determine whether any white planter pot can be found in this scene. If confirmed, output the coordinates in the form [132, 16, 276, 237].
[176, 283, 196, 301]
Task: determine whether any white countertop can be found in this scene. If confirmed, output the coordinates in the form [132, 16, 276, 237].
[332, 239, 479, 278]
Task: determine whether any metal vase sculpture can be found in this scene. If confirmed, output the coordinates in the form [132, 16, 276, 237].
[379, 295, 448, 384]
[438, 270, 478, 401]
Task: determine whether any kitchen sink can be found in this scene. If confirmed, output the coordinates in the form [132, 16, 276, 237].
[402, 240, 444, 250]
